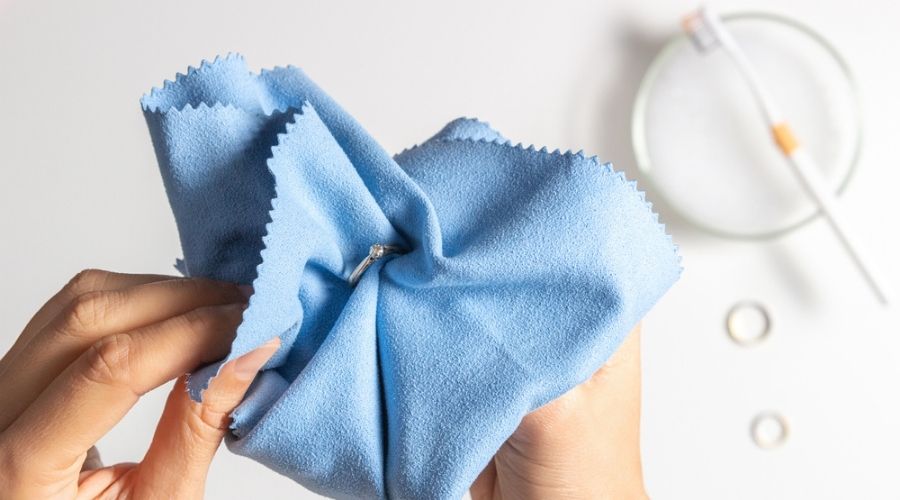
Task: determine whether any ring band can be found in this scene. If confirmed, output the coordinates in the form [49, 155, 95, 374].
[348, 244, 405, 287]
[725, 301, 771, 346]
[750, 411, 789, 449]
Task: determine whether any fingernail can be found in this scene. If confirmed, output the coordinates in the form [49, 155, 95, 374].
[233, 338, 280, 380]
[222, 302, 247, 313]
[237, 285, 254, 299]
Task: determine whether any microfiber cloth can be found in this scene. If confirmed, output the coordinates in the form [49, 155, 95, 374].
[140, 54, 681, 500]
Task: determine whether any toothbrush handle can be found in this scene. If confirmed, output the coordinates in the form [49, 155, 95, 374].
[788, 148, 891, 304]
[694, 8, 890, 305]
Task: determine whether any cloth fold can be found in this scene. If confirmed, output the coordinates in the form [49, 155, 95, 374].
[141, 54, 681, 500]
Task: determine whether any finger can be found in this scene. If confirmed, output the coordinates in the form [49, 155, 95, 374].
[0, 302, 244, 475]
[0, 269, 172, 376]
[137, 339, 280, 498]
[0, 276, 247, 431]
[579, 324, 645, 494]
[77, 462, 137, 500]
[470, 458, 498, 500]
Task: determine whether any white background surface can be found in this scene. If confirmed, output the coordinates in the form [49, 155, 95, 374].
[1, 1, 898, 498]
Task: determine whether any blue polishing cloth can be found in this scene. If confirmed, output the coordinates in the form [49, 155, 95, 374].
[141, 54, 681, 500]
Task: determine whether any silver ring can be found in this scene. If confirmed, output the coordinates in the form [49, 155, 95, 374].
[348, 244, 405, 287]
[726, 301, 771, 346]
[750, 412, 789, 449]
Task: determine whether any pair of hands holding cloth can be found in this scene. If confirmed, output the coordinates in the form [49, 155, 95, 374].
[0, 54, 679, 500]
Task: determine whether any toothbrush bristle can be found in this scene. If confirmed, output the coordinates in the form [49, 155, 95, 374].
[682, 10, 720, 53]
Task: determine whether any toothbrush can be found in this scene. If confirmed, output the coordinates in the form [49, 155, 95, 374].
[682, 6, 891, 305]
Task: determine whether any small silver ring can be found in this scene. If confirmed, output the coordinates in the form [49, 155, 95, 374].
[725, 301, 771, 346]
[750, 412, 789, 449]
[348, 244, 405, 287]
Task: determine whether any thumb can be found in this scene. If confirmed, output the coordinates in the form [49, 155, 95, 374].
[135, 337, 280, 498]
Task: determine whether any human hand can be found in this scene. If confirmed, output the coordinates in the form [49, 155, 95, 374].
[470, 325, 648, 500]
[0, 270, 280, 499]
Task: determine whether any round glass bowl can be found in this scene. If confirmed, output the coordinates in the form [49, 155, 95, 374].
[632, 12, 861, 239]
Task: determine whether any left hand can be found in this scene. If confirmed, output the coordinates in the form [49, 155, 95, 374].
[0, 269, 279, 499]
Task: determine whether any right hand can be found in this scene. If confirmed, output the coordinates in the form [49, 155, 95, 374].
[470, 325, 648, 500]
